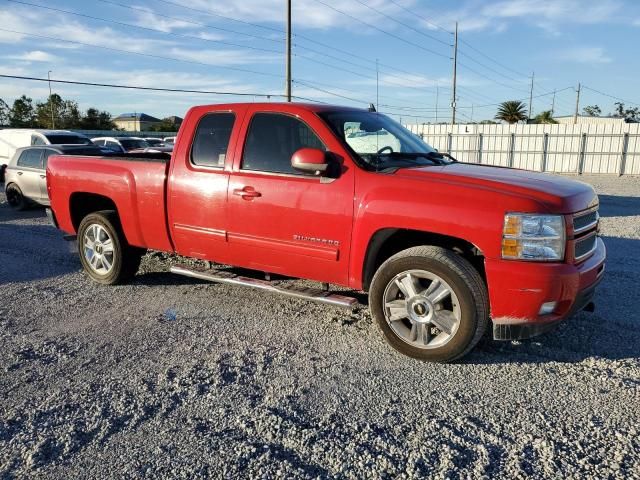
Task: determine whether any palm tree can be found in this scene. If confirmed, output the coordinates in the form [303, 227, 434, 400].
[533, 110, 558, 124]
[495, 101, 528, 124]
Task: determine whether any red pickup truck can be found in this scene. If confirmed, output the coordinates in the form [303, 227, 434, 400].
[46, 103, 605, 362]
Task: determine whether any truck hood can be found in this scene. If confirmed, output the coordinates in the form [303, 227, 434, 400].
[394, 163, 598, 213]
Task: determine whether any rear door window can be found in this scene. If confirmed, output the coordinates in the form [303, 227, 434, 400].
[17, 149, 43, 169]
[191, 113, 235, 167]
[241, 113, 325, 175]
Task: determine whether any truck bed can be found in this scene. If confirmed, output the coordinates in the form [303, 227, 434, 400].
[47, 152, 174, 252]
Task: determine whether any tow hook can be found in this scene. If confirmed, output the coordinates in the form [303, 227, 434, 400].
[583, 302, 596, 313]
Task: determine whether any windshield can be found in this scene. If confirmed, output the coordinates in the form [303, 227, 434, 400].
[319, 110, 452, 170]
[45, 134, 92, 145]
[120, 139, 149, 150]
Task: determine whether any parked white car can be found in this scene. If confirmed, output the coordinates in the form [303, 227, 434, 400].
[91, 137, 149, 153]
[0, 129, 92, 166]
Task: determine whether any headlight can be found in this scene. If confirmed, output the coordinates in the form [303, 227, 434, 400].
[502, 214, 565, 261]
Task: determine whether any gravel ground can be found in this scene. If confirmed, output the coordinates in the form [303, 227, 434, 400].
[0, 175, 639, 479]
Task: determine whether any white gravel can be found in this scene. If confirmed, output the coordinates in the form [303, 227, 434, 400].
[0, 174, 639, 479]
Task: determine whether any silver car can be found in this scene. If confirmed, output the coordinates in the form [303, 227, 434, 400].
[4, 145, 111, 209]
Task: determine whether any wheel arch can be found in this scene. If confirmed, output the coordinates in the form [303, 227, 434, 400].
[361, 228, 486, 291]
[69, 192, 119, 231]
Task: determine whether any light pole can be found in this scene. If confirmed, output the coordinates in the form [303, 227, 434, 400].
[47, 70, 55, 129]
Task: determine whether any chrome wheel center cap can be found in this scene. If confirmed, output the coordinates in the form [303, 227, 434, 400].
[408, 296, 434, 324]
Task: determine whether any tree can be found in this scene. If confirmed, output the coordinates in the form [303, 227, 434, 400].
[613, 102, 640, 123]
[495, 101, 528, 124]
[9, 95, 36, 127]
[80, 108, 117, 130]
[150, 118, 181, 132]
[533, 110, 558, 124]
[583, 105, 601, 117]
[0, 98, 9, 126]
[36, 94, 83, 129]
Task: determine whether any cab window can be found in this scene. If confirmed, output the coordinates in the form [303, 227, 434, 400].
[241, 113, 325, 175]
[191, 113, 235, 167]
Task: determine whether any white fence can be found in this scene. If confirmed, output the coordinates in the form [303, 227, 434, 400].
[406, 123, 640, 175]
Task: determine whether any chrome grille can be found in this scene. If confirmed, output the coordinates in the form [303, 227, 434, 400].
[573, 209, 599, 234]
[575, 234, 597, 261]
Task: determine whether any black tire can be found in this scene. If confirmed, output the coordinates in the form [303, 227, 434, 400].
[369, 246, 489, 363]
[6, 183, 26, 210]
[77, 210, 144, 285]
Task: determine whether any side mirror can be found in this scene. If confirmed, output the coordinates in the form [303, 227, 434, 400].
[291, 148, 329, 176]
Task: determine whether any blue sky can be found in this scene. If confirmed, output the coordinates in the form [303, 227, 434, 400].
[0, 0, 639, 123]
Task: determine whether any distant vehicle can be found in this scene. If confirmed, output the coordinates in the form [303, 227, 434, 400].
[163, 136, 177, 145]
[91, 137, 149, 153]
[0, 129, 92, 166]
[4, 144, 111, 209]
[144, 138, 165, 148]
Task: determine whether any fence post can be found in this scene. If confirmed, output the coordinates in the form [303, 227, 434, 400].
[577, 133, 588, 174]
[541, 133, 549, 172]
[508, 133, 515, 168]
[477, 133, 483, 164]
[447, 132, 453, 155]
[619, 132, 629, 176]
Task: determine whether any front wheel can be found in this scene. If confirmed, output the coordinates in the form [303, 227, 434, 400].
[369, 246, 489, 363]
[77, 210, 143, 285]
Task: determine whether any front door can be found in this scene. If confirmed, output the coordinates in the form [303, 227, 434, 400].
[227, 111, 355, 285]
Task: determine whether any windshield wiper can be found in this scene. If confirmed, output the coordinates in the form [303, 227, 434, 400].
[379, 151, 455, 165]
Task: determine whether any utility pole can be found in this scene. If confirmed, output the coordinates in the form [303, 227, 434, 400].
[551, 89, 556, 115]
[285, 0, 292, 102]
[451, 21, 458, 125]
[376, 58, 379, 112]
[470, 104, 474, 123]
[573, 82, 581, 125]
[47, 70, 55, 129]
[435, 84, 439, 123]
[528, 71, 535, 122]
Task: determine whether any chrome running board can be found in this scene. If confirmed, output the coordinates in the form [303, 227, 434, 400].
[170, 264, 359, 309]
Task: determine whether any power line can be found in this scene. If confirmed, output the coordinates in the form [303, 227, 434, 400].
[349, 0, 451, 46]
[457, 61, 530, 94]
[309, 0, 451, 59]
[386, 0, 453, 34]
[7, 0, 283, 54]
[151, 0, 285, 35]
[0, 27, 284, 79]
[582, 85, 640, 107]
[95, 0, 283, 44]
[459, 40, 528, 79]
[0, 73, 333, 101]
[95, 0, 446, 96]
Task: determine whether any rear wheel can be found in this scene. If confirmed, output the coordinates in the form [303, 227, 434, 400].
[77, 210, 144, 285]
[6, 184, 26, 210]
[370, 246, 488, 363]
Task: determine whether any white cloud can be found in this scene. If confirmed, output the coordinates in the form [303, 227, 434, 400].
[8, 50, 58, 62]
[131, 9, 196, 33]
[555, 46, 612, 64]
[415, 0, 623, 33]
[168, 48, 279, 66]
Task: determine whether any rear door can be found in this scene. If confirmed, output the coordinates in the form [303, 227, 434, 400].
[167, 107, 245, 262]
[226, 109, 355, 285]
[15, 149, 45, 201]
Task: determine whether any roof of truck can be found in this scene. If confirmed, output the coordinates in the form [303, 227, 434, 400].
[192, 102, 370, 113]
